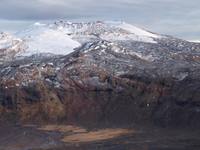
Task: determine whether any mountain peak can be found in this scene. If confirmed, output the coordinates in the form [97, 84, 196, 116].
[0, 20, 162, 61]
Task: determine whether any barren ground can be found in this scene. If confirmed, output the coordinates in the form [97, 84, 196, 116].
[0, 123, 200, 150]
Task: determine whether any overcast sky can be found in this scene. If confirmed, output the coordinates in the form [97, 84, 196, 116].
[0, 0, 199, 40]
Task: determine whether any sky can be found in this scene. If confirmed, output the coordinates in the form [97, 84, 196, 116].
[0, 0, 199, 40]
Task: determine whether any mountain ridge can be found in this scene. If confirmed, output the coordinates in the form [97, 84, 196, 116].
[1, 21, 162, 60]
[0, 21, 200, 127]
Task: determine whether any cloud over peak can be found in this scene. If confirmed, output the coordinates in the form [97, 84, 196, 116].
[0, 0, 199, 40]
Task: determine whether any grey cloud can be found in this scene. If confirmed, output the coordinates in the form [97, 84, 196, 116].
[0, 0, 199, 40]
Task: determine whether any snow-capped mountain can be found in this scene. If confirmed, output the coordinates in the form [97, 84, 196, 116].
[50, 21, 161, 43]
[1, 20, 200, 82]
[0, 21, 200, 126]
[0, 21, 163, 61]
[1, 20, 200, 81]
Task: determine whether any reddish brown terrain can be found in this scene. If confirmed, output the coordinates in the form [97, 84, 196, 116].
[0, 123, 200, 150]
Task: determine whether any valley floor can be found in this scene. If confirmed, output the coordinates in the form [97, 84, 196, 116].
[0, 123, 200, 150]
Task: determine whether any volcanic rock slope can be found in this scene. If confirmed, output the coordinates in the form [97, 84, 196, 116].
[0, 21, 200, 126]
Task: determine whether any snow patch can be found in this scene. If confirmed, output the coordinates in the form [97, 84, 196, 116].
[104, 21, 160, 43]
[189, 40, 200, 43]
[17, 27, 81, 56]
[117, 22, 159, 38]
[34, 22, 46, 26]
[100, 32, 157, 43]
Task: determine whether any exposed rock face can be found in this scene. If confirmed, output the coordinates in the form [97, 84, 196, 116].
[0, 21, 200, 127]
